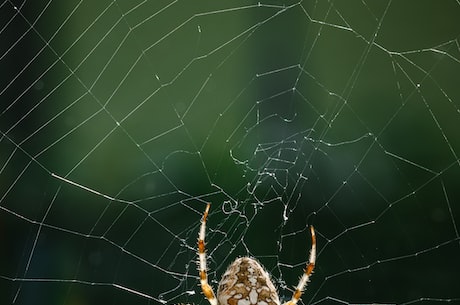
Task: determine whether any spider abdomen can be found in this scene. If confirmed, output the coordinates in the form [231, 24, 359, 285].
[217, 257, 280, 305]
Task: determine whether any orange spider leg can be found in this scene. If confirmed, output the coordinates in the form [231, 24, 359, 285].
[198, 203, 218, 305]
[282, 226, 316, 305]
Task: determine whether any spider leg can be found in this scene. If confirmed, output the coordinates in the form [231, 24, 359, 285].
[198, 203, 218, 305]
[282, 226, 316, 305]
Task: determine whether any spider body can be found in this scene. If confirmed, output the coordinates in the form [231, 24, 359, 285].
[197, 204, 316, 305]
[217, 257, 279, 305]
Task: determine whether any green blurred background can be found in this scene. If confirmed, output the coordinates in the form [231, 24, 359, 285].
[1, 1, 460, 304]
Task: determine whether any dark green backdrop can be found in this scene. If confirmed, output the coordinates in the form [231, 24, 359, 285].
[1, 1, 459, 304]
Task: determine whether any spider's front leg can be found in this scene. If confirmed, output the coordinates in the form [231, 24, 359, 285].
[282, 226, 316, 305]
[198, 203, 218, 305]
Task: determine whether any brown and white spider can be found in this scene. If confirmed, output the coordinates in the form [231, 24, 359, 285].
[197, 203, 316, 305]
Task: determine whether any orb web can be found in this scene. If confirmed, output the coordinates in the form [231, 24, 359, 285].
[1, 1, 460, 304]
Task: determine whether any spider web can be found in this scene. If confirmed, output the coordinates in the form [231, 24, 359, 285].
[1, 0, 460, 304]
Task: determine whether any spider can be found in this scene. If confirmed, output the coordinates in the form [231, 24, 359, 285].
[197, 203, 316, 305]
